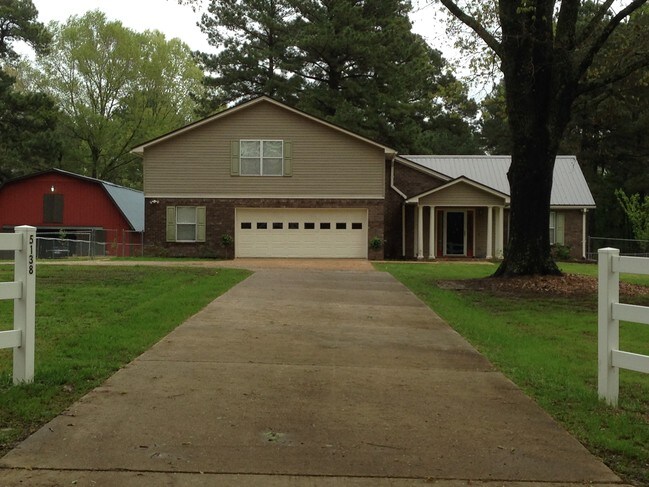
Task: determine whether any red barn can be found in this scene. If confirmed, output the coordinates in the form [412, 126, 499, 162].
[0, 169, 144, 257]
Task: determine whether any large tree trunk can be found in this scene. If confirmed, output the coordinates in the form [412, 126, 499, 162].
[493, 0, 569, 277]
[494, 150, 561, 276]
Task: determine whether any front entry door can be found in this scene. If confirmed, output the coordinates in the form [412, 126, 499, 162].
[445, 211, 465, 255]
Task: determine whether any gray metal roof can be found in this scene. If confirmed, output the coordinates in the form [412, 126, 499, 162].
[101, 182, 145, 232]
[402, 155, 596, 207]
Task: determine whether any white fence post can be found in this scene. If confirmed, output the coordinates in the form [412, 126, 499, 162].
[598, 247, 619, 406]
[13, 225, 36, 384]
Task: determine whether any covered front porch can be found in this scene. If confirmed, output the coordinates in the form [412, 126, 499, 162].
[403, 177, 510, 260]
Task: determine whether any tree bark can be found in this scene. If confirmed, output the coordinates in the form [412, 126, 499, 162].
[493, 0, 568, 276]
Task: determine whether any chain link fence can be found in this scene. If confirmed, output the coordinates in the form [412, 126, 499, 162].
[587, 236, 649, 260]
[31, 229, 143, 259]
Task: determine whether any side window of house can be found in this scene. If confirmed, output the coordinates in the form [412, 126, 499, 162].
[549, 211, 565, 245]
[231, 140, 292, 177]
[43, 194, 64, 223]
[166, 206, 206, 243]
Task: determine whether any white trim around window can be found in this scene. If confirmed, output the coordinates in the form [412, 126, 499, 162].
[240, 140, 284, 176]
[166, 205, 206, 243]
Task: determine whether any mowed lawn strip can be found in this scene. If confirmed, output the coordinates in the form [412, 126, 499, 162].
[0, 265, 250, 455]
[375, 262, 649, 486]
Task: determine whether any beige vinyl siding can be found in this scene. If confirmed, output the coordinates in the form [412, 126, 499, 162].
[144, 102, 385, 198]
[419, 183, 505, 207]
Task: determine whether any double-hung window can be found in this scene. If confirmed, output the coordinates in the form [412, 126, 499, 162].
[549, 211, 565, 245]
[166, 206, 206, 242]
[240, 140, 284, 176]
[232, 139, 292, 176]
[549, 211, 556, 245]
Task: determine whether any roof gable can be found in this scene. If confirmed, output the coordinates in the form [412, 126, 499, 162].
[407, 176, 510, 204]
[402, 155, 595, 207]
[132, 96, 397, 157]
[2, 169, 144, 231]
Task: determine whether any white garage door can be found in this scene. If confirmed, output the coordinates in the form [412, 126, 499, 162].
[235, 208, 368, 258]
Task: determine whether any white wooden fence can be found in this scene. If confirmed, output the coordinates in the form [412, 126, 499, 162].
[0, 226, 36, 384]
[598, 247, 649, 406]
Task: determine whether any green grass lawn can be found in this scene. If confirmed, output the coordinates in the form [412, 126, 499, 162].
[375, 261, 649, 486]
[0, 265, 250, 455]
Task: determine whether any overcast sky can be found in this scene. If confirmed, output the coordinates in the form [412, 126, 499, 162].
[28, 0, 451, 56]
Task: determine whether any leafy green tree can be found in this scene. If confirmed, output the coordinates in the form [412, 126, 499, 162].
[197, 0, 300, 114]
[0, 70, 62, 182]
[615, 190, 649, 248]
[0, 0, 49, 60]
[199, 0, 480, 154]
[480, 6, 649, 240]
[438, 0, 649, 276]
[33, 11, 204, 186]
[0, 0, 61, 182]
[479, 82, 510, 154]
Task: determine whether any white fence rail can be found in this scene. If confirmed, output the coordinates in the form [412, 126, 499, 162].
[0, 226, 36, 384]
[598, 247, 649, 406]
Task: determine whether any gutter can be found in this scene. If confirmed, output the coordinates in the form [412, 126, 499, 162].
[390, 159, 407, 199]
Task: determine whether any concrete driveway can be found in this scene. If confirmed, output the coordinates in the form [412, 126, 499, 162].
[0, 268, 622, 486]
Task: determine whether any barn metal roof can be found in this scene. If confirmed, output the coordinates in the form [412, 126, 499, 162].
[101, 182, 145, 232]
[402, 155, 596, 207]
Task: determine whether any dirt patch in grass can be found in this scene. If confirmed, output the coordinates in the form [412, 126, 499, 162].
[439, 273, 649, 300]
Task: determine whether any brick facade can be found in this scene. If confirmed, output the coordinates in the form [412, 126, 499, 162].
[384, 161, 445, 259]
[560, 209, 586, 259]
[146, 197, 385, 259]
[145, 163, 588, 261]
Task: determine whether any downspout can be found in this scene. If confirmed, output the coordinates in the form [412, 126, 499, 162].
[390, 158, 407, 199]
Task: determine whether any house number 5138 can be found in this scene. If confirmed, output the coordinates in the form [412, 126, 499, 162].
[28, 235, 34, 275]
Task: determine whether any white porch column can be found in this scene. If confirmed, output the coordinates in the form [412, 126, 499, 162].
[401, 204, 406, 258]
[428, 206, 436, 259]
[416, 205, 424, 260]
[496, 206, 504, 259]
[582, 209, 588, 259]
[486, 206, 493, 259]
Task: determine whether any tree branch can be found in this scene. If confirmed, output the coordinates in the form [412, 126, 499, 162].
[577, 54, 649, 95]
[555, 0, 580, 51]
[437, 0, 503, 58]
[577, 0, 615, 44]
[577, 0, 648, 79]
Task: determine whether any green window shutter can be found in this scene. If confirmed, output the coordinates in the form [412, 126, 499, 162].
[196, 206, 206, 242]
[283, 140, 292, 176]
[166, 206, 176, 242]
[555, 213, 565, 245]
[231, 140, 240, 176]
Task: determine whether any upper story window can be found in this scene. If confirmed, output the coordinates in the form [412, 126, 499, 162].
[231, 139, 292, 177]
[240, 140, 283, 176]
